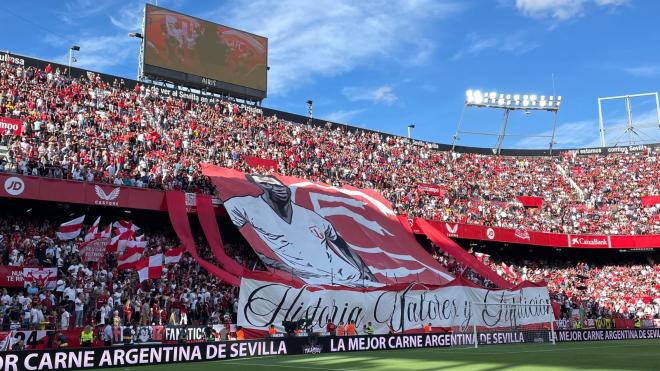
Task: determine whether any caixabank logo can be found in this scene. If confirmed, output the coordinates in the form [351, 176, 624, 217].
[569, 236, 609, 248]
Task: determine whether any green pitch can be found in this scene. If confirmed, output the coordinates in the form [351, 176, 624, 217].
[123, 339, 659, 371]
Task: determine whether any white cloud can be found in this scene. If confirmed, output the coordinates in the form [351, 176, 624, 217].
[59, 0, 116, 24]
[205, 0, 462, 95]
[513, 0, 629, 22]
[623, 65, 660, 78]
[48, 34, 136, 72]
[109, 2, 145, 32]
[322, 108, 367, 123]
[343, 85, 398, 104]
[452, 32, 539, 60]
[514, 120, 597, 148]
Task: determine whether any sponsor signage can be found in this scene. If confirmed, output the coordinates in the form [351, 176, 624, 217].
[0, 174, 221, 214]
[425, 220, 660, 249]
[556, 329, 660, 342]
[568, 235, 611, 248]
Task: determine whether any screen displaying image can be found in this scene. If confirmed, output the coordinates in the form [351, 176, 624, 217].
[144, 4, 267, 92]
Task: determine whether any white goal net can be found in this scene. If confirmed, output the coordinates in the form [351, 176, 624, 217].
[449, 302, 556, 348]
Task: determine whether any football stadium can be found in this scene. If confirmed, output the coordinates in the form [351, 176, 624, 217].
[0, 1, 658, 370]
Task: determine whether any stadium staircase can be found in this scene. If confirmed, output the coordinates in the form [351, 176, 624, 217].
[555, 163, 585, 201]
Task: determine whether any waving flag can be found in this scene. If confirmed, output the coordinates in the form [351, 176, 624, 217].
[136, 254, 163, 282]
[84, 216, 101, 242]
[56, 215, 85, 240]
[113, 220, 140, 234]
[99, 225, 112, 238]
[164, 247, 185, 265]
[107, 230, 134, 253]
[118, 248, 144, 270]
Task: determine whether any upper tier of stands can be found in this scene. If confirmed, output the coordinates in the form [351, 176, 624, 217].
[0, 60, 658, 236]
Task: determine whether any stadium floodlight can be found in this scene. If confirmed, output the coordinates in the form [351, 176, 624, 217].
[456, 88, 562, 155]
[128, 32, 144, 39]
[407, 124, 416, 138]
[68, 45, 80, 77]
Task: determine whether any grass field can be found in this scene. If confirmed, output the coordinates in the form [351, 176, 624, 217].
[122, 339, 660, 371]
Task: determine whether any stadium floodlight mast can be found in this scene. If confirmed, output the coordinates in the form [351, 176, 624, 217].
[452, 89, 562, 154]
[597, 92, 660, 147]
[68, 45, 80, 77]
[407, 124, 415, 139]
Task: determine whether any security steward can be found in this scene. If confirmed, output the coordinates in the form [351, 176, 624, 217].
[80, 325, 94, 347]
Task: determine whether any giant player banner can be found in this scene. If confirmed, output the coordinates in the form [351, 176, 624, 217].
[238, 278, 554, 333]
[201, 165, 453, 287]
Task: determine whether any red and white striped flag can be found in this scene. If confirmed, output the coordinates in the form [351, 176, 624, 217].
[99, 225, 112, 238]
[164, 247, 185, 265]
[135, 254, 163, 282]
[501, 262, 517, 280]
[117, 247, 143, 270]
[56, 215, 85, 240]
[107, 230, 134, 253]
[84, 216, 101, 242]
[113, 220, 140, 234]
[125, 240, 147, 250]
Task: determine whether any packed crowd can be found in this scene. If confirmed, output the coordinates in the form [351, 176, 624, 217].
[469, 251, 660, 320]
[0, 62, 659, 235]
[0, 210, 263, 332]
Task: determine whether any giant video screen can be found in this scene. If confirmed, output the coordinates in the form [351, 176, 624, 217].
[143, 4, 267, 97]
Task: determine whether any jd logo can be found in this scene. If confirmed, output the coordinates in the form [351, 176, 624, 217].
[4, 177, 24, 196]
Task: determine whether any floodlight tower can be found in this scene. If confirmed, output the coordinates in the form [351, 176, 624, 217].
[597, 92, 660, 147]
[452, 90, 562, 154]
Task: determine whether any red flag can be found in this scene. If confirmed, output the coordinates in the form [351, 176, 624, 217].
[164, 247, 185, 265]
[135, 254, 163, 282]
[56, 215, 85, 240]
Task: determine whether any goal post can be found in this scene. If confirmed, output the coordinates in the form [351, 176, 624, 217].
[451, 302, 556, 349]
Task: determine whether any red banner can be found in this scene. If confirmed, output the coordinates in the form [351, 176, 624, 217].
[0, 117, 22, 135]
[79, 238, 110, 262]
[641, 195, 660, 206]
[243, 156, 278, 171]
[201, 165, 453, 286]
[417, 183, 445, 196]
[516, 196, 544, 208]
[0, 173, 223, 213]
[423, 220, 660, 249]
[0, 266, 25, 287]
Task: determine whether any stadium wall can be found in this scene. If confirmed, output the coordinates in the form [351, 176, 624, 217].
[0, 330, 659, 370]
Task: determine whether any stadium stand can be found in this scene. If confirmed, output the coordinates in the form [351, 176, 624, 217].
[0, 58, 658, 339]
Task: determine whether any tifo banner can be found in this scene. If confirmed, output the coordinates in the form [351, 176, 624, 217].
[22, 267, 57, 290]
[79, 238, 110, 262]
[202, 165, 453, 287]
[237, 277, 554, 333]
[0, 117, 22, 135]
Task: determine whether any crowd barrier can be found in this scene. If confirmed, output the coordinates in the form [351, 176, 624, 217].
[0, 329, 658, 370]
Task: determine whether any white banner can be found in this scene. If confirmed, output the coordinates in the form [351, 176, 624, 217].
[238, 278, 554, 334]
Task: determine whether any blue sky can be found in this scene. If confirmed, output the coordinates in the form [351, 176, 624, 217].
[1, 0, 660, 149]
